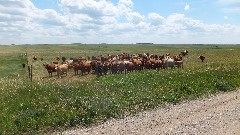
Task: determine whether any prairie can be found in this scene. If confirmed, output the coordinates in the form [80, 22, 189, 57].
[0, 44, 240, 134]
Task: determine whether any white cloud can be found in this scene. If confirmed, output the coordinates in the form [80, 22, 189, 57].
[0, 0, 69, 44]
[0, 0, 240, 44]
[148, 13, 165, 26]
[33, 9, 67, 26]
[184, 4, 190, 11]
[126, 12, 145, 24]
[60, 0, 118, 17]
[224, 16, 228, 19]
[118, 0, 133, 7]
[60, 0, 119, 32]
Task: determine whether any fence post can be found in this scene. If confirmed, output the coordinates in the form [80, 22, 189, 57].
[28, 65, 33, 81]
[30, 65, 33, 81]
[28, 66, 30, 79]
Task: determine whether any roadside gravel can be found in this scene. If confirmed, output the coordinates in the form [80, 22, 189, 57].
[61, 89, 240, 135]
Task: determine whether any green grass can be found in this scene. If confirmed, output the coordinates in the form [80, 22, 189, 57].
[0, 44, 240, 134]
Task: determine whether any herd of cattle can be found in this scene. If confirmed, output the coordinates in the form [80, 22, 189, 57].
[40, 50, 205, 78]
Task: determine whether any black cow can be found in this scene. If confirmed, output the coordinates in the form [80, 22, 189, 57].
[199, 55, 205, 62]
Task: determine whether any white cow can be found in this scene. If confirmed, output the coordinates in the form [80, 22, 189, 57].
[163, 58, 175, 69]
[55, 64, 68, 78]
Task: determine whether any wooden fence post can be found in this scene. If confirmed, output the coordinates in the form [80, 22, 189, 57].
[28, 66, 30, 79]
[28, 65, 33, 81]
[30, 65, 33, 81]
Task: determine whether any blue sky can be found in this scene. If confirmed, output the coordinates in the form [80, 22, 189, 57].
[31, 0, 61, 12]
[0, 0, 240, 44]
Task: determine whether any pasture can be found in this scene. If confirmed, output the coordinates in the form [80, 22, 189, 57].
[1, 44, 240, 134]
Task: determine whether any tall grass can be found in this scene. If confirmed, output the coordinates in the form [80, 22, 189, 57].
[0, 44, 240, 134]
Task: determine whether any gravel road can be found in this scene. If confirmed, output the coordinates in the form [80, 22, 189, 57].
[61, 89, 240, 135]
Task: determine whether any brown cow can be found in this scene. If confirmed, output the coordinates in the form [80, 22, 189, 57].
[110, 61, 118, 74]
[102, 61, 110, 75]
[73, 61, 92, 76]
[95, 60, 103, 77]
[175, 61, 183, 68]
[43, 64, 57, 77]
[118, 61, 126, 74]
[125, 61, 134, 73]
[132, 59, 143, 71]
[79, 61, 92, 76]
[150, 58, 156, 69]
[144, 58, 152, 69]
[73, 63, 81, 75]
[155, 59, 163, 70]
[173, 55, 182, 61]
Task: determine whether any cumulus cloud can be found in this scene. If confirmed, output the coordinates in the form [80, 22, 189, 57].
[118, 0, 133, 7]
[60, 0, 118, 17]
[0, 0, 240, 44]
[0, 0, 66, 26]
[126, 12, 145, 24]
[118, 0, 133, 14]
[60, 0, 119, 32]
[59, 0, 145, 33]
[0, 0, 32, 22]
[33, 9, 67, 26]
[0, 0, 69, 44]
[148, 13, 165, 26]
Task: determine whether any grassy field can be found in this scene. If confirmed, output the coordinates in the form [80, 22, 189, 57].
[0, 44, 240, 134]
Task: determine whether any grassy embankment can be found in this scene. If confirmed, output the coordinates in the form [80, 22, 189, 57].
[0, 44, 240, 134]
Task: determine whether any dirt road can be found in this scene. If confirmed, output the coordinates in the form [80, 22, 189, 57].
[62, 89, 240, 135]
